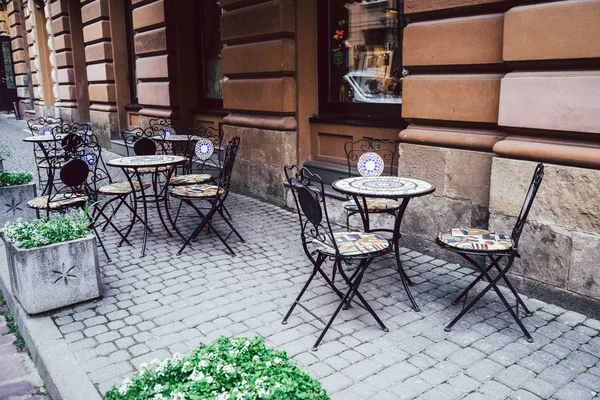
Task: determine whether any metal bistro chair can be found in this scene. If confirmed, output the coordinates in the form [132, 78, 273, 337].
[436, 163, 545, 342]
[282, 165, 392, 350]
[167, 137, 244, 256]
[26, 158, 111, 261]
[148, 117, 183, 154]
[76, 132, 151, 246]
[27, 117, 63, 191]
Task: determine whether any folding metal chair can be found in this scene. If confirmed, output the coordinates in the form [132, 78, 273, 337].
[436, 163, 545, 342]
[282, 165, 392, 350]
[168, 137, 244, 256]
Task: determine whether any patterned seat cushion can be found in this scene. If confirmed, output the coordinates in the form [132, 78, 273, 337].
[169, 174, 212, 186]
[170, 184, 224, 199]
[343, 198, 400, 212]
[98, 181, 151, 195]
[39, 160, 65, 169]
[438, 228, 514, 251]
[27, 194, 88, 210]
[311, 232, 390, 256]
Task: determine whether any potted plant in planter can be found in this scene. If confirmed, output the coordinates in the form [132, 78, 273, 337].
[1, 211, 101, 314]
[106, 336, 329, 400]
[0, 171, 37, 227]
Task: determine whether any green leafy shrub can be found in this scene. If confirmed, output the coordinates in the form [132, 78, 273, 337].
[0, 172, 33, 187]
[106, 336, 329, 400]
[1, 211, 90, 249]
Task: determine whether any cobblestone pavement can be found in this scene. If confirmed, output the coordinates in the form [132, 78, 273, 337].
[0, 314, 49, 399]
[2, 117, 600, 399]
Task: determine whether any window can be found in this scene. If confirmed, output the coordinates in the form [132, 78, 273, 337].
[125, 0, 137, 104]
[318, 0, 407, 118]
[197, 0, 223, 109]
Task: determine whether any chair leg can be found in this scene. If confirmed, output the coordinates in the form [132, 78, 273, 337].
[282, 255, 326, 326]
[395, 239, 419, 311]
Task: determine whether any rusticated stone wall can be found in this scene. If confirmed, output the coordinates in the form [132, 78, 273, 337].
[219, 0, 298, 205]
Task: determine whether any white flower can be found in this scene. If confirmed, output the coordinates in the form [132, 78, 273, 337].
[223, 364, 235, 374]
[208, 352, 217, 360]
[265, 361, 271, 368]
[118, 378, 132, 395]
[252, 355, 260, 362]
[216, 393, 229, 400]
[198, 359, 209, 368]
[189, 369, 205, 382]
[151, 359, 161, 366]
[273, 357, 282, 365]
[154, 384, 164, 393]
[153, 395, 166, 400]
[205, 375, 214, 384]
[170, 391, 186, 400]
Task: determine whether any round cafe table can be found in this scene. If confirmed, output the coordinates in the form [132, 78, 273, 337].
[332, 176, 435, 311]
[23, 134, 66, 195]
[107, 155, 186, 257]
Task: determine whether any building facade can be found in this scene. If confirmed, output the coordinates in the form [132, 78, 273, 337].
[5, 0, 600, 310]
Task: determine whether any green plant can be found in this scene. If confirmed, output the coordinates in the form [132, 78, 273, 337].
[1, 211, 90, 249]
[4, 313, 25, 350]
[106, 336, 329, 400]
[0, 172, 33, 187]
[0, 145, 11, 161]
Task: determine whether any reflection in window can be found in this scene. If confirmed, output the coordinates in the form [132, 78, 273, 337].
[201, 1, 223, 101]
[329, 0, 405, 105]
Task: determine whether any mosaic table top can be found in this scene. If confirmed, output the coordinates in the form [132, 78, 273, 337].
[23, 134, 64, 143]
[333, 176, 435, 198]
[151, 135, 200, 142]
[107, 155, 186, 168]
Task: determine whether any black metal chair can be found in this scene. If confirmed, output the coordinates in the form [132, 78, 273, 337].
[169, 126, 224, 186]
[121, 127, 153, 156]
[282, 165, 392, 350]
[167, 137, 244, 256]
[148, 117, 183, 154]
[343, 138, 401, 228]
[436, 163, 545, 342]
[26, 158, 111, 261]
[27, 117, 63, 191]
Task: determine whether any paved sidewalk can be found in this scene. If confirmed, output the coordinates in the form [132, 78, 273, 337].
[1, 116, 599, 399]
[0, 315, 49, 400]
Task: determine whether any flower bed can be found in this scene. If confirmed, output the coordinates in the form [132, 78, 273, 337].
[107, 337, 329, 400]
[1, 211, 89, 249]
[0, 172, 33, 187]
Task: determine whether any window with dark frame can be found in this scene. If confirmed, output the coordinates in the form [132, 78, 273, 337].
[124, 0, 137, 105]
[197, 0, 223, 109]
[318, 0, 407, 119]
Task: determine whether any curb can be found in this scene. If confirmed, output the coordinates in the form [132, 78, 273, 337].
[0, 244, 102, 400]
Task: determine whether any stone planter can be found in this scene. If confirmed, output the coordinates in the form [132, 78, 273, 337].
[3, 235, 101, 314]
[0, 183, 37, 227]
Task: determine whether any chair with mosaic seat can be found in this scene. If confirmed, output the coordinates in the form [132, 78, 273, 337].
[148, 117, 183, 155]
[436, 163, 545, 342]
[77, 132, 151, 246]
[281, 164, 392, 351]
[26, 158, 111, 261]
[168, 137, 244, 256]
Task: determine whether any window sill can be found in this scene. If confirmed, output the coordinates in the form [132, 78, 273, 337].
[309, 114, 407, 130]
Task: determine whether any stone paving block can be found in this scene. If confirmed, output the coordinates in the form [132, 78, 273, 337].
[465, 359, 505, 382]
[321, 372, 353, 394]
[509, 389, 541, 400]
[448, 347, 486, 369]
[521, 377, 558, 398]
[420, 383, 460, 400]
[389, 375, 432, 399]
[538, 363, 579, 387]
[477, 380, 513, 400]
[557, 311, 588, 326]
[554, 382, 597, 400]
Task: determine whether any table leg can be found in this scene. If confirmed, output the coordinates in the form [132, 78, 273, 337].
[394, 198, 419, 311]
[134, 169, 149, 257]
[153, 167, 173, 237]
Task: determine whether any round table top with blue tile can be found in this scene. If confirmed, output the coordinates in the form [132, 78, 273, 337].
[107, 155, 186, 168]
[151, 135, 200, 142]
[23, 134, 65, 143]
[333, 176, 435, 199]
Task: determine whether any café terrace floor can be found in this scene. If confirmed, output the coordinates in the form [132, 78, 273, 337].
[1, 116, 599, 400]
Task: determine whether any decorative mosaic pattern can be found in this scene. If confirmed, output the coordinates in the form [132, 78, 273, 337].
[170, 184, 224, 198]
[438, 228, 514, 251]
[27, 194, 88, 210]
[152, 135, 199, 142]
[39, 160, 65, 169]
[23, 134, 63, 143]
[83, 148, 96, 169]
[98, 181, 151, 195]
[169, 173, 212, 186]
[107, 155, 186, 168]
[357, 152, 385, 177]
[333, 176, 435, 198]
[38, 126, 54, 136]
[160, 127, 175, 138]
[195, 138, 215, 161]
[343, 198, 400, 212]
[311, 231, 390, 256]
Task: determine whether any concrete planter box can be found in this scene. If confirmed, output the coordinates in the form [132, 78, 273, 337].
[0, 183, 37, 227]
[2, 235, 101, 314]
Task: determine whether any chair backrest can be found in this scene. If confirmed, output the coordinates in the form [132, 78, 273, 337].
[79, 132, 113, 198]
[344, 137, 398, 177]
[61, 133, 83, 157]
[45, 158, 89, 208]
[27, 116, 63, 136]
[284, 165, 338, 256]
[133, 137, 157, 156]
[121, 127, 153, 156]
[61, 122, 90, 137]
[187, 126, 225, 176]
[149, 117, 182, 136]
[216, 137, 240, 196]
[511, 163, 545, 247]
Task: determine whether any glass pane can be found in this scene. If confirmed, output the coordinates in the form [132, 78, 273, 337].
[2, 41, 16, 89]
[201, 1, 223, 100]
[329, 0, 404, 105]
